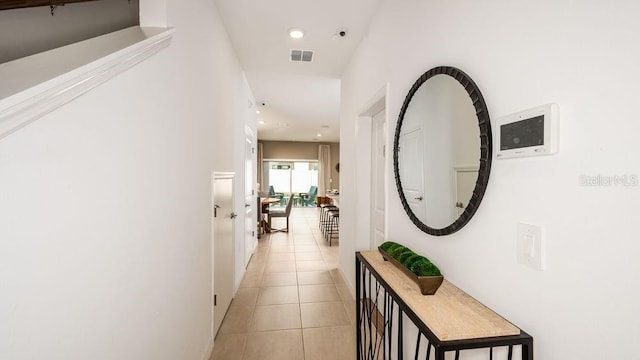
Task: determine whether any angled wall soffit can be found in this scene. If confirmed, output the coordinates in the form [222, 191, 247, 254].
[0, 26, 175, 140]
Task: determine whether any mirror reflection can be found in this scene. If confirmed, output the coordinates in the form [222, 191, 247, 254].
[397, 74, 481, 229]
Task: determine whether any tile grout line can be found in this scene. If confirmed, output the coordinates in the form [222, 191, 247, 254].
[293, 227, 308, 360]
[230, 208, 336, 360]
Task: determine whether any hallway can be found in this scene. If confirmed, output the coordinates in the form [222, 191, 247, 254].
[210, 207, 355, 360]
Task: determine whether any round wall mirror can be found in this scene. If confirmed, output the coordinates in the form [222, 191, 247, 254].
[393, 66, 492, 236]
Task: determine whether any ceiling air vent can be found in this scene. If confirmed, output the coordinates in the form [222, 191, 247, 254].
[290, 49, 314, 62]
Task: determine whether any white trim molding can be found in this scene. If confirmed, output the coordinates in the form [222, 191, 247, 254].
[201, 338, 214, 360]
[0, 26, 175, 140]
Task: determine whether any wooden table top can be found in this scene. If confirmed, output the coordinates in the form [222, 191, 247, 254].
[359, 250, 520, 341]
[261, 197, 280, 204]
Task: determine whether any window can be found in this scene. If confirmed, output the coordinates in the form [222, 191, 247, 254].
[265, 161, 318, 196]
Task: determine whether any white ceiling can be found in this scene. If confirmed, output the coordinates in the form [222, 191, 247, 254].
[214, 0, 381, 142]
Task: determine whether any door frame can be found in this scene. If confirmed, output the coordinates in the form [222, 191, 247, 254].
[356, 84, 388, 250]
[245, 127, 257, 267]
[211, 171, 236, 341]
[370, 109, 387, 249]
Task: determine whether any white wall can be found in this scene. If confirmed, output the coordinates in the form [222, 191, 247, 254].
[0, 1, 251, 359]
[340, 0, 640, 358]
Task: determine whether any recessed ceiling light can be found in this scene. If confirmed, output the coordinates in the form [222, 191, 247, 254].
[259, 120, 265, 125]
[256, 110, 261, 114]
[317, 133, 322, 137]
[289, 28, 305, 39]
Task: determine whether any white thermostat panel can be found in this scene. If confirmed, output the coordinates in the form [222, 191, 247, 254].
[496, 103, 559, 159]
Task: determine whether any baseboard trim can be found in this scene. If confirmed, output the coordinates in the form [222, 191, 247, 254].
[338, 266, 356, 300]
[201, 337, 214, 360]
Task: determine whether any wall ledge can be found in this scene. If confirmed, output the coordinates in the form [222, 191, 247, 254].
[0, 26, 175, 140]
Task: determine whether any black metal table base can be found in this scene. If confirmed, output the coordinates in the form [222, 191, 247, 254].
[356, 252, 533, 360]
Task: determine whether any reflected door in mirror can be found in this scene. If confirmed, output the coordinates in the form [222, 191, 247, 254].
[454, 168, 478, 217]
[398, 128, 425, 221]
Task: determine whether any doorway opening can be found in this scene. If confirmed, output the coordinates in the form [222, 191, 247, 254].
[262, 160, 319, 207]
[355, 84, 387, 251]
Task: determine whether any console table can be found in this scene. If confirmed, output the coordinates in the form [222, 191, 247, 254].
[356, 251, 533, 360]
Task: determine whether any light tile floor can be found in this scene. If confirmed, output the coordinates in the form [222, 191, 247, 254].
[210, 207, 355, 360]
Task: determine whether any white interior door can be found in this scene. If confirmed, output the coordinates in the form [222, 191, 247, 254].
[399, 128, 426, 222]
[455, 169, 478, 217]
[244, 134, 256, 266]
[371, 110, 386, 248]
[213, 175, 235, 337]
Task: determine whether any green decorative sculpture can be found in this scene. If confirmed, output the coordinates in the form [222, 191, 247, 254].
[378, 241, 443, 294]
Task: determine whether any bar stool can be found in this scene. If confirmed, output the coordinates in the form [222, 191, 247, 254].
[319, 204, 338, 232]
[325, 210, 339, 246]
[321, 207, 335, 239]
[320, 205, 338, 234]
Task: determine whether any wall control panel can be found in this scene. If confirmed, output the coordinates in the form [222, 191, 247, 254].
[496, 103, 559, 159]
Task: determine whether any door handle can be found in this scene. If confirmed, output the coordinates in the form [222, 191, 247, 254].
[230, 212, 238, 219]
[245, 203, 251, 208]
[455, 202, 464, 209]
[415, 196, 423, 201]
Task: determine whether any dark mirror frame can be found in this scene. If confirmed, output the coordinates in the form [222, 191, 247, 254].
[393, 66, 492, 236]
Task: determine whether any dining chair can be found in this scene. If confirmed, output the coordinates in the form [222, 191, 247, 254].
[268, 185, 284, 205]
[268, 193, 294, 232]
[300, 185, 318, 207]
[257, 196, 265, 237]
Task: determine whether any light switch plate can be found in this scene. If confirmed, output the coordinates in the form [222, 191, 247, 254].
[517, 222, 544, 270]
